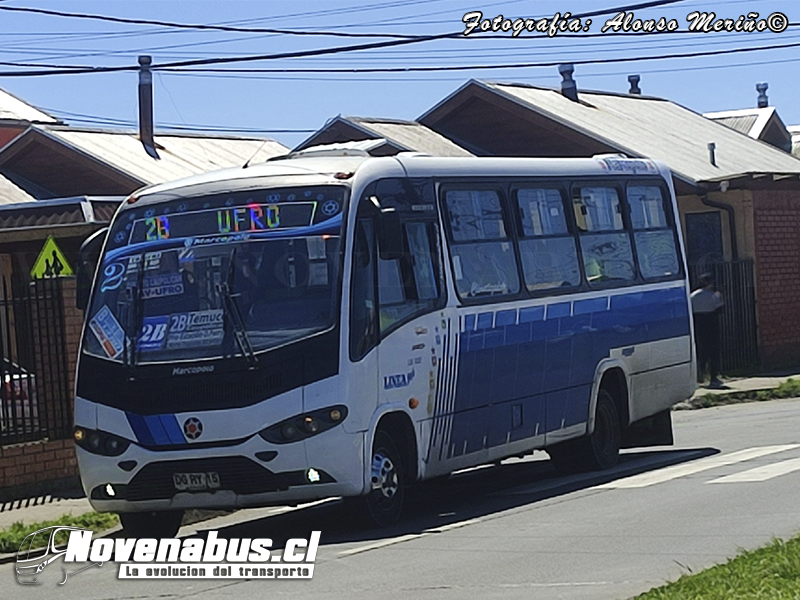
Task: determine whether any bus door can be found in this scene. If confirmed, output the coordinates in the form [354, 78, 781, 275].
[376, 220, 444, 427]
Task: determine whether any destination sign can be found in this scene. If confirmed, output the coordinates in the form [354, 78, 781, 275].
[129, 202, 316, 244]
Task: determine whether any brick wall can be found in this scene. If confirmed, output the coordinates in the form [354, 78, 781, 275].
[0, 439, 78, 499]
[61, 278, 84, 395]
[753, 189, 800, 365]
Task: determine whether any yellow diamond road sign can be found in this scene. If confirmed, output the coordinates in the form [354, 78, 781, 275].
[31, 236, 73, 278]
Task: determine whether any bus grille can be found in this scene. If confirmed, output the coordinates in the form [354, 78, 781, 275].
[137, 373, 283, 414]
[126, 456, 291, 501]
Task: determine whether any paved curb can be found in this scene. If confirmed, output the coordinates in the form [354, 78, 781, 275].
[677, 386, 793, 410]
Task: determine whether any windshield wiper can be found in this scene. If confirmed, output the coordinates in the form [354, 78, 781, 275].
[217, 248, 258, 367]
[124, 264, 145, 377]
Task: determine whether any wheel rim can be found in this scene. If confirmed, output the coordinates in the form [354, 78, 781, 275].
[371, 450, 399, 507]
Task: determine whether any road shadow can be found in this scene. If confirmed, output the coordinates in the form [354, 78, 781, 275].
[187, 446, 720, 550]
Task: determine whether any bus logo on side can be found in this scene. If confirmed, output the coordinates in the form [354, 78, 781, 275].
[383, 369, 415, 390]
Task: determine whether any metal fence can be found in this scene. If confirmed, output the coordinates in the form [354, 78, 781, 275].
[688, 260, 759, 373]
[0, 275, 72, 446]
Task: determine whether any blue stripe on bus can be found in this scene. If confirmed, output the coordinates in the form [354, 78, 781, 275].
[519, 306, 544, 323]
[143, 415, 171, 446]
[126, 412, 185, 446]
[477, 312, 493, 330]
[464, 314, 475, 332]
[546, 302, 571, 319]
[126, 413, 155, 446]
[159, 414, 186, 444]
[446, 286, 690, 456]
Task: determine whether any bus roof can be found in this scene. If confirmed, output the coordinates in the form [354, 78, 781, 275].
[132, 152, 670, 202]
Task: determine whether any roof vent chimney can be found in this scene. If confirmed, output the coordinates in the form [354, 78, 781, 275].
[628, 75, 641, 95]
[559, 64, 578, 102]
[756, 82, 768, 108]
[708, 142, 717, 167]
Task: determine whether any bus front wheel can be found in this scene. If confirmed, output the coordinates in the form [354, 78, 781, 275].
[119, 510, 184, 538]
[357, 430, 405, 528]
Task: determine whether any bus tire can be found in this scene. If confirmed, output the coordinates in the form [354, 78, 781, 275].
[358, 430, 405, 528]
[585, 389, 622, 470]
[119, 510, 184, 538]
[547, 389, 621, 473]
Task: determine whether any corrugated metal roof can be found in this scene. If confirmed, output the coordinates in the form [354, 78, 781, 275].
[0, 173, 35, 205]
[483, 82, 800, 183]
[707, 114, 758, 136]
[40, 126, 289, 185]
[0, 88, 58, 123]
[0, 196, 121, 230]
[703, 107, 775, 139]
[346, 117, 473, 156]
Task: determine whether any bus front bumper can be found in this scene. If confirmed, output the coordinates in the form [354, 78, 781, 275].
[78, 427, 366, 514]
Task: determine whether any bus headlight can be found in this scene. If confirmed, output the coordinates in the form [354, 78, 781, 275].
[74, 427, 131, 457]
[259, 405, 348, 445]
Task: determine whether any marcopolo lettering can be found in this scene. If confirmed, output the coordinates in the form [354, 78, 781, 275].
[172, 365, 215, 375]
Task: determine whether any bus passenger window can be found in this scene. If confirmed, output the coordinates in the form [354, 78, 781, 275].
[444, 190, 520, 299]
[349, 219, 377, 360]
[628, 185, 680, 280]
[378, 222, 442, 335]
[573, 186, 635, 285]
[515, 188, 580, 290]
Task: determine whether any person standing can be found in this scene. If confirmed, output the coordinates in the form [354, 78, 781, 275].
[691, 273, 725, 387]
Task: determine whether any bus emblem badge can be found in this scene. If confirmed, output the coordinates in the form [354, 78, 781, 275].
[184, 418, 203, 440]
[321, 200, 339, 216]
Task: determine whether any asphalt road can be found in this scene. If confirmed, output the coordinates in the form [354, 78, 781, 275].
[7, 397, 800, 600]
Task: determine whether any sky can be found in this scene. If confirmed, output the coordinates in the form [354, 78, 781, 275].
[0, 0, 797, 150]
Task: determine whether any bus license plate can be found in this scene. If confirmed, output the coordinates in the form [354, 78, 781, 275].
[173, 472, 221, 491]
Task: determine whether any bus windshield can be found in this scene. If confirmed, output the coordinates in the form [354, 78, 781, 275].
[83, 185, 345, 365]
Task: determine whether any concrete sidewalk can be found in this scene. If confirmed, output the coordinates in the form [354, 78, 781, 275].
[0, 492, 92, 530]
[691, 372, 800, 398]
[2, 371, 799, 533]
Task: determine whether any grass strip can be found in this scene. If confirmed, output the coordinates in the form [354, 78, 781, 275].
[635, 535, 800, 599]
[0, 512, 118, 554]
[676, 378, 800, 410]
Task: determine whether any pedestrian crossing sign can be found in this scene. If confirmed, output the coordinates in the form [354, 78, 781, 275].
[31, 236, 74, 278]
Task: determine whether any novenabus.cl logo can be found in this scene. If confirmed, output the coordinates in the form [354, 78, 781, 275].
[16, 526, 103, 585]
[17, 528, 320, 583]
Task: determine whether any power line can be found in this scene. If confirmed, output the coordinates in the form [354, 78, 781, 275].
[159, 56, 800, 82]
[0, 0, 686, 39]
[41, 107, 314, 134]
[0, 4, 418, 39]
[0, 33, 455, 76]
[1, 35, 798, 78]
[158, 40, 800, 74]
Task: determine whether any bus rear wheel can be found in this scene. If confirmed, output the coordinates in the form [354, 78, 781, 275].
[548, 389, 621, 473]
[119, 510, 184, 538]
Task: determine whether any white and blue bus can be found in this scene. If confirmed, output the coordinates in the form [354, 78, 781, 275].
[74, 149, 695, 535]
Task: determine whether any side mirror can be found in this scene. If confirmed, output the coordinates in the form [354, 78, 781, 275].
[378, 210, 404, 260]
[76, 227, 108, 310]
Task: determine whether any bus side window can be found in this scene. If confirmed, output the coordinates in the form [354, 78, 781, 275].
[377, 221, 442, 335]
[627, 184, 681, 280]
[349, 218, 378, 361]
[572, 185, 635, 285]
[514, 187, 581, 290]
[444, 189, 520, 299]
